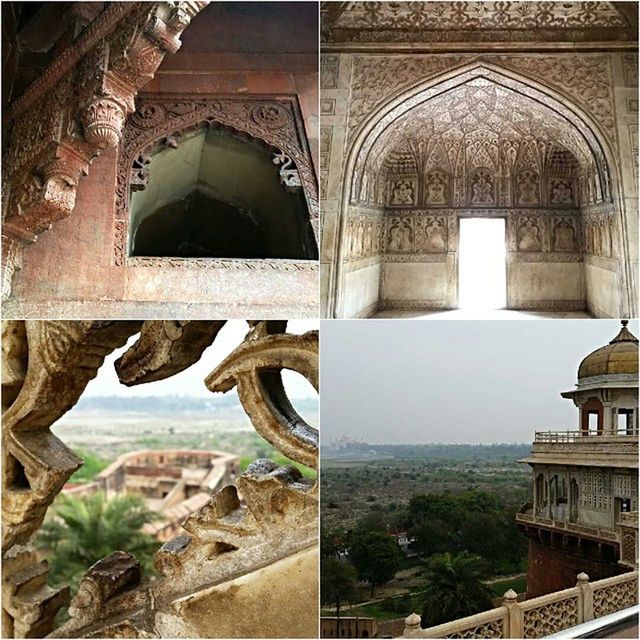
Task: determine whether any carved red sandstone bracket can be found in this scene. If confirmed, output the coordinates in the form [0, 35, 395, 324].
[1, 2, 209, 301]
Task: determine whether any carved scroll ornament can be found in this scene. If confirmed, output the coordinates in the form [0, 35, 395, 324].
[1, 320, 318, 638]
[114, 94, 319, 266]
[1, 2, 209, 301]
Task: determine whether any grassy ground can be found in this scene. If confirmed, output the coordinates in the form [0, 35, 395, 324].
[488, 575, 527, 597]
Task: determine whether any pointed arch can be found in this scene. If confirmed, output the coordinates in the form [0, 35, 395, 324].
[329, 60, 634, 318]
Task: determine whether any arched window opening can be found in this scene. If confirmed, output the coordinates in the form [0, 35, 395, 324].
[535, 473, 547, 515]
[129, 126, 317, 261]
[569, 478, 579, 523]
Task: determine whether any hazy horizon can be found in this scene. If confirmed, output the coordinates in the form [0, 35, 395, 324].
[321, 319, 638, 445]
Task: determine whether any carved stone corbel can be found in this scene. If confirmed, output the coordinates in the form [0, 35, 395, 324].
[81, 98, 128, 149]
[1, 2, 209, 301]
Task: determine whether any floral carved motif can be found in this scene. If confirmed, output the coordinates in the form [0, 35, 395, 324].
[522, 597, 579, 638]
[251, 103, 291, 129]
[82, 99, 128, 149]
[345, 213, 384, 261]
[443, 619, 504, 639]
[593, 580, 638, 618]
[321, 54, 340, 89]
[347, 55, 617, 147]
[331, 2, 628, 32]
[583, 211, 616, 258]
[114, 94, 319, 265]
[1, 2, 208, 301]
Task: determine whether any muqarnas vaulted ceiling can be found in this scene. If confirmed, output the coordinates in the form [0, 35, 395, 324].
[356, 78, 604, 210]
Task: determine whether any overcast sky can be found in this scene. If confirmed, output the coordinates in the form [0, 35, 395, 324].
[321, 319, 638, 445]
[83, 320, 318, 398]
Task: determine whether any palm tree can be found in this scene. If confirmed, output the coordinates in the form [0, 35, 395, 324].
[420, 551, 494, 627]
[37, 492, 161, 595]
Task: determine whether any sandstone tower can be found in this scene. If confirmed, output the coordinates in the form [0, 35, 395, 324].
[516, 321, 638, 597]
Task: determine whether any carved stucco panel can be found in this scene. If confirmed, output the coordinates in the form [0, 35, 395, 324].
[347, 54, 618, 149]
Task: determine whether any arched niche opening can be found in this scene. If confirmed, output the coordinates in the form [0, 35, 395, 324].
[335, 64, 627, 319]
[129, 125, 318, 260]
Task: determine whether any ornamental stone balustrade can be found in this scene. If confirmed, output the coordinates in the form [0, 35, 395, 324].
[520, 428, 639, 468]
[403, 571, 638, 639]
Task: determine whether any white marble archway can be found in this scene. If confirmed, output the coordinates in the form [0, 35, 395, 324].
[328, 61, 634, 318]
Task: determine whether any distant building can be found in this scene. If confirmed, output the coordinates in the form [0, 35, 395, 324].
[321, 616, 377, 639]
[64, 449, 239, 541]
[516, 322, 638, 597]
[388, 529, 416, 556]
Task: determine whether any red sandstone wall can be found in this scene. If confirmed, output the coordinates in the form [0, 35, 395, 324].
[526, 538, 627, 598]
[11, 3, 318, 311]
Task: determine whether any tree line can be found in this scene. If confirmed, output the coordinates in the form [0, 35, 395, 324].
[321, 489, 527, 632]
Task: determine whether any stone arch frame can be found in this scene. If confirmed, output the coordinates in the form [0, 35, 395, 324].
[328, 60, 634, 318]
[115, 94, 319, 268]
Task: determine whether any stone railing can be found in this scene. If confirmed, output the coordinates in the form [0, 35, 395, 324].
[515, 512, 620, 543]
[403, 571, 638, 639]
[534, 429, 639, 443]
[617, 512, 639, 568]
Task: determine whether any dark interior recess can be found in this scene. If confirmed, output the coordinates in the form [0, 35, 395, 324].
[132, 189, 317, 260]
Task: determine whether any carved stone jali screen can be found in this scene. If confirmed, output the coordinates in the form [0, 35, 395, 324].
[115, 94, 319, 270]
[1, 320, 319, 638]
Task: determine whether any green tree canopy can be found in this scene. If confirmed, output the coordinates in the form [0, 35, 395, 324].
[320, 556, 359, 640]
[321, 556, 359, 608]
[348, 530, 402, 597]
[37, 492, 161, 597]
[420, 551, 495, 628]
[406, 490, 525, 573]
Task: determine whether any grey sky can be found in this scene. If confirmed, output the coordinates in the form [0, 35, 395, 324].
[320, 319, 638, 445]
[83, 320, 318, 398]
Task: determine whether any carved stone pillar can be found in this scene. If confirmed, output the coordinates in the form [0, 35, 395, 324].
[1, 2, 209, 301]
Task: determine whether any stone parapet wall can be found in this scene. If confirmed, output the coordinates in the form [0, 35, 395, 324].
[403, 571, 638, 639]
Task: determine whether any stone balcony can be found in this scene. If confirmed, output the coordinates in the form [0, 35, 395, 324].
[515, 507, 620, 545]
[519, 429, 639, 468]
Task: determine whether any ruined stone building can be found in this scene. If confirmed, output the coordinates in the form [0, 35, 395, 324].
[321, 1, 639, 318]
[2, 320, 319, 638]
[64, 449, 240, 541]
[516, 321, 638, 597]
[2, 2, 319, 319]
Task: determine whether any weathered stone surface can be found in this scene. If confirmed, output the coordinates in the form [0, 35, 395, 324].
[2, 320, 318, 638]
[2, 3, 320, 318]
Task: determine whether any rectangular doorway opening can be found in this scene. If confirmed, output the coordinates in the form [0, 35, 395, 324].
[458, 218, 506, 310]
